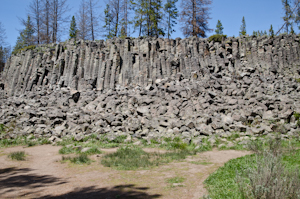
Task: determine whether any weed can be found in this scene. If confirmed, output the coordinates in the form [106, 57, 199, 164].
[205, 137, 300, 199]
[59, 146, 75, 154]
[166, 177, 185, 187]
[295, 78, 300, 83]
[101, 146, 194, 170]
[190, 161, 212, 165]
[62, 154, 91, 164]
[8, 151, 26, 161]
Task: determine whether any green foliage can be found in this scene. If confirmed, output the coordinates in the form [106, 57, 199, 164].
[0, 124, 6, 133]
[296, 78, 300, 83]
[62, 154, 91, 164]
[164, 0, 178, 39]
[130, 0, 165, 37]
[208, 34, 227, 43]
[205, 138, 300, 199]
[239, 16, 246, 36]
[166, 176, 185, 187]
[8, 151, 26, 161]
[101, 146, 194, 170]
[282, 0, 293, 33]
[215, 20, 224, 35]
[69, 16, 77, 40]
[103, 4, 115, 39]
[269, 24, 274, 37]
[12, 15, 35, 54]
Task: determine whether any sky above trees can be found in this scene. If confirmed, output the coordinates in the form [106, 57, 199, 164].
[0, 0, 286, 47]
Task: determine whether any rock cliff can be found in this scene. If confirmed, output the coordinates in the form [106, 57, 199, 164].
[1, 34, 300, 95]
[0, 35, 300, 144]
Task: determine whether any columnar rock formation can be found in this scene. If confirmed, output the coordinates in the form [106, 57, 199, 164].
[1, 34, 300, 96]
[0, 35, 300, 144]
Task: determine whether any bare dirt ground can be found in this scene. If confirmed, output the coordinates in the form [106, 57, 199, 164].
[0, 145, 251, 199]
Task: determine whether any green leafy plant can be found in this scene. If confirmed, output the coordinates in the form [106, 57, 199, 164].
[62, 154, 91, 164]
[8, 151, 26, 161]
[208, 34, 227, 43]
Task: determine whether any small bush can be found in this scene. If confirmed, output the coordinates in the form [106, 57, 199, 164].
[59, 146, 76, 154]
[101, 147, 194, 170]
[8, 151, 26, 161]
[296, 78, 300, 83]
[62, 154, 91, 164]
[208, 34, 227, 43]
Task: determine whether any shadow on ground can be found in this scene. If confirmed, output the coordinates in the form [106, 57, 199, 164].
[0, 167, 66, 195]
[40, 184, 162, 199]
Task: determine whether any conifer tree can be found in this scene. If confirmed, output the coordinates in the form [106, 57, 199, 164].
[131, 0, 165, 37]
[69, 16, 77, 40]
[180, 0, 212, 38]
[13, 16, 35, 54]
[164, 0, 178, 39]
[269, 24, 274, 37]
[103, 4, 115, 39]
[282, 0, 292, 33]
[239, 16, 246, 36]
[215, 20, 223, 35]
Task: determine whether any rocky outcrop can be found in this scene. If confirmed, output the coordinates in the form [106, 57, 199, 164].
[0, 35, 300, 143]
[1, 34, 300, 96]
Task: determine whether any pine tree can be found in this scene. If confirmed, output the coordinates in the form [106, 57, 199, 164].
[269, 24, 274, 37]
[291, 25, 295, 34]
[164, 0, 178, 39]
[282, 0, 292, 33]
[103, 4, 115, 39]
[239, 16, 246, 36]
[180, 0, 212, 38]
[69, 16, 77, 40]
[131, 0, 165, 37]
[13, 16, 35, 54]
[215, 20, 223, 35]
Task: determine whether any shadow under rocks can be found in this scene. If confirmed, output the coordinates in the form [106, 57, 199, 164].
[40, 184, 162, 199]
[0, 167, 66, 195]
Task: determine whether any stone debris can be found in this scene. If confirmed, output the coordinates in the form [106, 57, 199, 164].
[0, 35, 299, 142]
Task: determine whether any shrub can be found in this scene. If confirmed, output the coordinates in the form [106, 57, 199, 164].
[101, 146, 194, 170]
[62, 154, 91, 164]
[8, 151, 26, 161]
[208, 34, 227, 43]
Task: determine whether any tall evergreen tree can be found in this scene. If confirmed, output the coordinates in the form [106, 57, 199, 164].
[13, 16, 35, 54]
[282, 0, 292, 33]
[69, 16, 77, 39]
[269, 24, 274, 37]
[164, 0, 178, 39]
[131, 0, 165, 37]
[0, 22, 9, 71]
[239, 16, 246, 36]
[215, 20, 224, 35]
[103, 4, 115, 39]
[180, 0, 212, 38]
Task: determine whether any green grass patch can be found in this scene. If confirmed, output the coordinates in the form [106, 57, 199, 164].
[62, 154, 91, 164]
[190, 161, 212, 165]
[204, 138, 300, 199]
[8, 151, 26, 161]
[166, 176, 185, 187]
[101, 146, 195, 170]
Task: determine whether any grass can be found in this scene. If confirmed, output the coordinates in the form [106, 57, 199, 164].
[59, 145, 102, 155]
[204, 138, 300, 199]
[166, 176, 185, 187]
[190, 161, 212, 165]
[101, 146, 195, 170]
[62, 154, 91, 164]
[8, 151, 26, 161]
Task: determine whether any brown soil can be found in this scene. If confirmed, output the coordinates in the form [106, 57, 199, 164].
[0, 145, 251, 199]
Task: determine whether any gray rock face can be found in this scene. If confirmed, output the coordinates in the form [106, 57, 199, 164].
[0, 35, 300, 141]
[1, 35, 300, 96]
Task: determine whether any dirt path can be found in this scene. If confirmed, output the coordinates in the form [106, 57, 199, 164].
[0, 145, 251, 199]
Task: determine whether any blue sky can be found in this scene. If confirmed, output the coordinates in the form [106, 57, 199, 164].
[0, 0, 287, 48]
